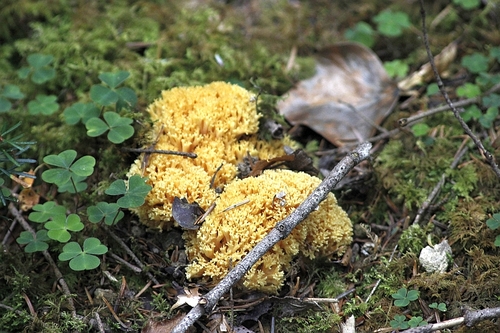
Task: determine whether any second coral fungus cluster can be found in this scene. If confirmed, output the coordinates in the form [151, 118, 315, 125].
[129, 82, 352, 293]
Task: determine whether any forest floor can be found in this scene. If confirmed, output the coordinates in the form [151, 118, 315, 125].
[1, 0, 500, 332]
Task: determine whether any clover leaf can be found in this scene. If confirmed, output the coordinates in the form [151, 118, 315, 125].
[85, 112, 134, 144]
[0, 85, 25, 113]
[408, 316, 427, 328]
[99, 71, 130, 89]
[63, 102, 100, 125]
[456, 83, 481, 98]
[18, 53, 56, 84]
[42, 150, 95, 190]
[16, 230, 50, 253]
[344, 22, 375, 48]
[87, 202, 124, 225]
[390, 314, 409, 330]
[89, 71, 137, 111]
[59, 237, 108, 271]
[487, 213, 500, 230]
[27, 94, 59, 115]
[461, 53, 489, 74]
[392, 288, 419, 307]
[45, 214, 84, 243]
[373, 10, 411, 37]
[29, 202, 66, 223]
[429, 302, 447, 312]
[105, 175, 152, 208]
[56, 175, 88, 193]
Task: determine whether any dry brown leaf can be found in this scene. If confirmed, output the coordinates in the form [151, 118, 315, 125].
[170, 287, 203, 311]
[278, 42, 398, 146]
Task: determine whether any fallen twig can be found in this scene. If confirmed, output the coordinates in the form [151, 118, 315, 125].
[121, 147, 197, 158]
[419, 0, 500, 178]
[171, 142, 373, 333]
[106, 227, 160, 285]
[392, 306, 500, 333]
[8, 203, 77, 317]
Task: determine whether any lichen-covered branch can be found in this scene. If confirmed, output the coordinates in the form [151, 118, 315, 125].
[171, 142, 372, 333]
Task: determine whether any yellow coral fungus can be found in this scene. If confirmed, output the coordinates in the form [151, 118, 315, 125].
[129, 82, 295, 229]
[184, 169, 352, 293]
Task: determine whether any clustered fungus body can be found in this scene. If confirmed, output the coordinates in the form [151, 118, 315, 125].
[129, 82, 352, 292]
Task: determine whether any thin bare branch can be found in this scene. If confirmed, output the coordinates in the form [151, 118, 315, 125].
[171, 142, 372, 333]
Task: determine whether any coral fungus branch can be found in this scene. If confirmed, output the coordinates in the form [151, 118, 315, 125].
[171, 142, 372, 333]
[418, 0, 500, 178]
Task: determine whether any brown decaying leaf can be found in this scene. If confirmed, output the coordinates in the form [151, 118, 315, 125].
[172, 197, 203, 230]
[278, 42, 399, 146]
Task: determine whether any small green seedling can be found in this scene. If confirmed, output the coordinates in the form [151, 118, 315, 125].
[411, 123, 430, 137]
[390, 314, 409, 330]
[28, 202, 66, 223]
[16, 230, 50, 253]
[18, 53, 56, 84]
[63, 102, 100, 125]
[85, 111, 134, 144]
[429, 302, 447, 312]
[59, 237, 108, 271]
[42, 150, 95, 191]
[426, 83, 439, 96]
[45, 214, 84, 243]
[105, 174, 152, 208]
[392, 288, 420, 307]
[408, 316, 427, 327]
[90, 71, 137, 111]
[0, 84, 25, 112]
[87, 202, 124, 225]
[384, 60, 409, 79]
[373, 10, 411, 37]
[486, 213, 500, 247]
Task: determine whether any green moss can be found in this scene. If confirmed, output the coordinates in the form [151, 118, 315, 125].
[278, 309, 342, 333]
[398, 224, 427, 254]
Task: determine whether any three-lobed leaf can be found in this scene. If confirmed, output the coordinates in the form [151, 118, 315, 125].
[45, 214, 84, 243]
[373, 10, 411, 37]
[105, 175, 152, 208]
[392, 288, 419, 307]
[29, 202, 66, 223]
[99, 71, 130, 89]
[63, 102, 100, 125]
[59, 237, 108, 271]
[27, 94, 59, 115]
[486, 213, 500, 230]
[85, 112, 134, 144]
[87, 202, 124, 225]
[16, 230, 50, 253]
[42, 150, 95, 190]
